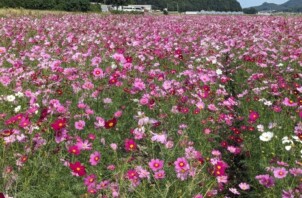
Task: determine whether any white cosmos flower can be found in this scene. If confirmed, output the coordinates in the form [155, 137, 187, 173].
[264, 100, 272, 106]
[292, 136, 302, 143]
[111, 63, 117, 69]
[257, 125, 264, 132]
[216, 69, 223, 75]
[285, 145, 292, 151]
[6, 95, 16, 102]
[282, 136, 293, 144]
[14, 105, 21, 113]
[277, 63, 284, 67]
[15, 92, 24, 97]
[259, 132, 274, 142]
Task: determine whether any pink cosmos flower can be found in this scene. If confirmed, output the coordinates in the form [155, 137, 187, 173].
[255, 174, 275, 188]
[75, 120, 85, 130]
[193, 194, 203, 198]
[126, 169, 139, 180]
[91, 56, 102, 66]
[0, 47, 6, 54]
[148, 159, 164, 172]
[208, 104, 218, 111]
[114, 110, 123, 118]
[88, 133, 96, 140]
[139, 97, 149, 105]
[282, 97, 297, 107]
[103, 98, 112, 104]
[110, 143, 118, 151]
[135, 166, 150, 179]
[84, 174, 97, 186]
[133, 78, 146, 91]
[154, 170, 165, 180]
[150, 132, 167, 144]
[87, 187, 97, 194]
[185, 147, 197, 159]
[107, 164, 115, 171]
[94, 116, 105, 128]
[227, 146, 241, 154]
[165, 140, 174, 149]
[97, 180, 110, 190]
[229, 188, 240, 195]
[89, 151, 101, 166]
[76, 138, 92, 150]
[19, 117, 31, 128]
[289, 168, 302, 176]
[0, 76, 11, 86]
[273, 167, 288, 179]
[174, 157, 190, 173]
[176, 171, 189, 181]
[238, 182, 250, 190]
[217, 176, 228, 183]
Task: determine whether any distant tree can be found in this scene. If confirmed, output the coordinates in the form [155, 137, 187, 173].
[243, 7, 258, 14]
[107, 0, 128, 10]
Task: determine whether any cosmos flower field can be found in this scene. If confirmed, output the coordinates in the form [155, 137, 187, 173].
[0, 14, 302, 198]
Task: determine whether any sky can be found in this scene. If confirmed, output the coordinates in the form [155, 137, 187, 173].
[238, 0, 288, 8]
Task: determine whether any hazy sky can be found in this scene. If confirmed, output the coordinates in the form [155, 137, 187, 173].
[238, 0, 288, 8]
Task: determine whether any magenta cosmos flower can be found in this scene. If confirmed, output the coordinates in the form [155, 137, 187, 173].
[126, 169, 139, 180]
[148, 159, 164, 172]
[124, 139, 137, 152]
[89, 151, 101, 166]
[255, 174, 275, 188]
[84, 174, 97, 186]
[248, 111, 259, 122]
[68, 145, 81, 156]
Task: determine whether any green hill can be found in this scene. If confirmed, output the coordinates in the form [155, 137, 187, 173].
[252, 0, 302, 12]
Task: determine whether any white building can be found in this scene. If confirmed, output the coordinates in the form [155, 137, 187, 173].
[124, 5, 152, 12]
[186, 10, 243, 15]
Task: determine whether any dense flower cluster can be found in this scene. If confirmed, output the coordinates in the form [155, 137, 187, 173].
[0, 14, 301, 197]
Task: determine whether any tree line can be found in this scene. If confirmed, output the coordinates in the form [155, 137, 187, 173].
[102, 0, 242, 12]
[0, 0, 242, 12]
[0, 0, 91, 12]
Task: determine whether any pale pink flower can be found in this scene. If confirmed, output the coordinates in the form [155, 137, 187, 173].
[273, 167, 288, 179]
[229, 188, 240, 195]
[75, 120, 85, 130]
[89, 151, 101, 166]
[133, 78, 146, 91]
[238, 182, 250, 190]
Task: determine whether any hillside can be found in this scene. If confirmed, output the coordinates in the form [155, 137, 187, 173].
[253, 2, 283, 11]
[253, 0, 302, 12]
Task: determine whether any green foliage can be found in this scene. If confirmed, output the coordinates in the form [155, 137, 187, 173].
[243, 7, 258, 14]
[110, 10, 144, 14]
[108, 0, 242, 12]
[63, 0, 90, 12]
[90, 3, 102, 12]
[0, 0, 91, 12]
